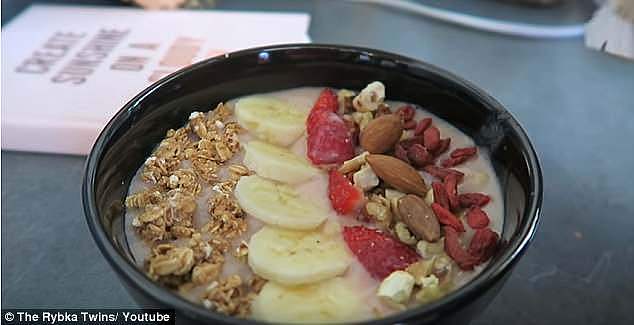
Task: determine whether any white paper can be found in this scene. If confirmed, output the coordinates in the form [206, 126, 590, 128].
[1, 4, 311, 154]
[585, 0, 634, 61]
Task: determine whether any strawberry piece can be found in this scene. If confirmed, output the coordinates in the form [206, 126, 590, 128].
[431, 203, 464, 232]
[444, 173, 460, 211]
[423, 126, 441, 151]
[466, 207, 490, 229]
[328, 170, 363, 215]
[307, 122, 355, 165]
[432, 182, 450, 210]
[312, 88, 338, 113]
[306, 88, 338, 135]
[459, 193, 491, 208]
[306, 89, 355, 165]
[444, 226, 479, 270]
[414, 118, 432, 136]
[343, 225, 420, 279]
[468, 228, 499, 264]
[423, 165, 464, 181]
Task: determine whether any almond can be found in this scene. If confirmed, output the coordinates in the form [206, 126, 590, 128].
[360, 114, 403, 154]
[397, 194, 441, 242]
[366, 154, 428, 196]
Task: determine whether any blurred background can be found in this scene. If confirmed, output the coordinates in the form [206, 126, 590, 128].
[2, 1, 633, 324]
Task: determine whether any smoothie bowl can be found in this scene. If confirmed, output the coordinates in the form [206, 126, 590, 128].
[82, 44, 542, 324]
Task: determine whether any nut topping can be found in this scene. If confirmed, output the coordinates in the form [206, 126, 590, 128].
[360, 114, 403, 154]
[397, 194, 441, 242]
[352, 81, 385, 112]
[366, 154, 428, 196]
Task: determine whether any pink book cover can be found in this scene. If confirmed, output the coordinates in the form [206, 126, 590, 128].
[1, 4, 311, 155]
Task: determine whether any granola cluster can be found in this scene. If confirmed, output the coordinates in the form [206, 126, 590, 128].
[125, 103, 263, 317]
[201, 275, 267, 317]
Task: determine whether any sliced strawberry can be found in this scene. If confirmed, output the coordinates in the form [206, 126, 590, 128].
[307, 121, 355, 165]
[328, 170, 363, 215]
[306, 88, 355, 165]
[307, 88, 338, 135]
[343, 225, 420, 279]
[312, 88, 339, 113]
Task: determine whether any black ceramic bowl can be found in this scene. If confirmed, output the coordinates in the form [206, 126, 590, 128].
[82, 44, 542, 325]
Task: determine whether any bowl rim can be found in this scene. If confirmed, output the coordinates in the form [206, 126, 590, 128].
[82, 43, 542, 324]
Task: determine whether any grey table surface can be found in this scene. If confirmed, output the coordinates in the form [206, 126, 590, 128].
[2, 0, 634, 324]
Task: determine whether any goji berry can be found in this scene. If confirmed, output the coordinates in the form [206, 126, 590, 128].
[441, 155, 470, 167]
[396, 105, 415, 121]
[459, 193, 491, 208]
[433, 138, 451, 156]
[431, 203, 464, 232]
[398, 136, 424, 150]
[444, 173, 460, 211]
[423, 126, 441, 151]
[450, 147, 477, 158]
[403, 119, 417, 130]
[423, 165, 464, 180]
[444, 226, 479, 270]
[468, 228, 499, 263]
[407, 144, 433, 167]
[466, 207, 490, 229]
[432, 182, 450, 210]
[414, 118, 432, 136]
[394, 143, 410, 163]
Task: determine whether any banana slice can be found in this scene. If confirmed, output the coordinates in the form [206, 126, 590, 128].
[248, 225, 351, 285]
[251, 277, 369, 324]
[235, 96, 307, 147]
[235, 175, 328, 230]
[244, 140, 318, 184]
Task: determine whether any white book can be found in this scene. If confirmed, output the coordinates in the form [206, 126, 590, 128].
[1, 4, 311, 155]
